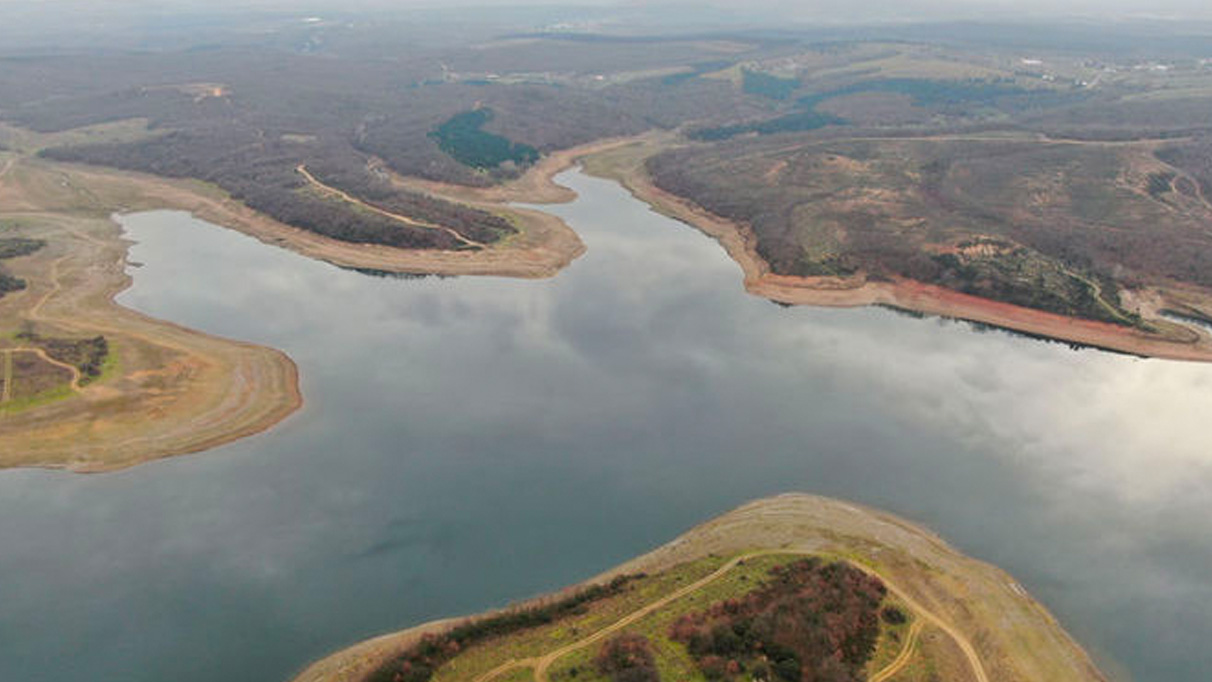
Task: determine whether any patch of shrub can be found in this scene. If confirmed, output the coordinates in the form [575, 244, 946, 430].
[669, 558, 885, 682]
[881, 606, 907, 625]
[595, 633, 660, 682]
[15, 332, 108, 380]
[0, 237, 46, 260]
[0, 271, 26, 296]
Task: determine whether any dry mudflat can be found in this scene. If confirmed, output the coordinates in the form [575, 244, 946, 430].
[290, 493, 1108, 682]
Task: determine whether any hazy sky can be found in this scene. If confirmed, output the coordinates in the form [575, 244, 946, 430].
[2, 0, 1211, 19]
[3, 0, 1211, 51]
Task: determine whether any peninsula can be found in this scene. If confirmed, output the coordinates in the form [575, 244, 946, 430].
[291, 494, 1108, 682]
[0, 125, 303, 471]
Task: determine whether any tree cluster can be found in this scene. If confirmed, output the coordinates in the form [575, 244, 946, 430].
[595, 633, 660, 682]
[0, 237, 46, 299]
[0, 237, 46, 259]
[669, 559, 886, 682]
[429, 108, 540, 170]
[17, 332, 109, 380]
[0, 272, 25, 297]
[41, 130, 511, 250]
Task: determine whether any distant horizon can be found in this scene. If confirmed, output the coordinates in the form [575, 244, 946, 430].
[3, 0, 1212, 22]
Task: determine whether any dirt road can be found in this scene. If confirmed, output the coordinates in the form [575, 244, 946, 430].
[871, 620, 924, 682]
[0, 350, 11, 403]
[9, 347, 84, 392]
[469, 550, 988, 682]
[296, 164, 485, 248]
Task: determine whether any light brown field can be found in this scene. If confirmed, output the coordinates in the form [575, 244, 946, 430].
[0, 146, 302, 471]
[290, 493, 1107, 682]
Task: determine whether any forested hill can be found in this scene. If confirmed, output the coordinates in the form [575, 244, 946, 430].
[4, 33, 774, 251]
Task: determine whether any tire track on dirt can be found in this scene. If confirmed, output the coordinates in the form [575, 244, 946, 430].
[870, 619, 924, 682]
[1, 350, 11, 403]
[296, 164, 485, 249]
[10, 347, 84, 392]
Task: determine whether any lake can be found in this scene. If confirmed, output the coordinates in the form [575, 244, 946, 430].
[1, 169, 1210, 682]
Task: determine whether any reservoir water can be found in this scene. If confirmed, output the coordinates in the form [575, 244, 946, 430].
[2, 170, 1211, 682]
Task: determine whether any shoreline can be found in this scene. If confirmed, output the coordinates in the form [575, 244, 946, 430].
[386, 137, 640, 206]
[587, 136, 1212, 364]
[0, 155, 303, 472]
[50, 138, 644, 281]
[0, 134, 630, 471]
[0, 133, 627, 471]
[9, 124, 1212, 470]
[56, 159, 586, 280]
[289, 493, 1108, 682]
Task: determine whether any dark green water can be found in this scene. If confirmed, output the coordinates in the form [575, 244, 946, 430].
[1, 169, 1210, 682]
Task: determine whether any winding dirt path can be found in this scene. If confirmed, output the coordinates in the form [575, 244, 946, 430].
[469, 550, 988, 682]
[870, 620, 924, 682]
[11, 240, 90, 393]
[530, 554, 754, 681]
[1, 350, 11, 403]
[296, 164, 485, 248]
[1, 242, 86, 394]
[861, 567, 989, 682]
[27, 251, 71, 323]
[9, 347, 84, 392]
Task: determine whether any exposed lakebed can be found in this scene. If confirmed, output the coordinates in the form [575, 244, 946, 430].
[1, 170, 1210, 682]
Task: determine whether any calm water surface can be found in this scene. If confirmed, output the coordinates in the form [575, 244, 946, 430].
[1, 170, 1210, 682]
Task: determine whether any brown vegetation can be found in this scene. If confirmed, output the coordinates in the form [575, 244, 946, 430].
[366, 576, 640, 682]
[670, 558, 886, 682]
[2, 350, 73, 402]
[16, 331, 108, 383]
[0, 32, 772, 258]
[587, 136, 1212, 361]
[647, 135, 1212, 301]
[289, 494, 1108, 682]
[595, 634, 659, 682]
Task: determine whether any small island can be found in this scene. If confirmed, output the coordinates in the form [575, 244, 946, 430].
[292, 494, 1107, 682]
